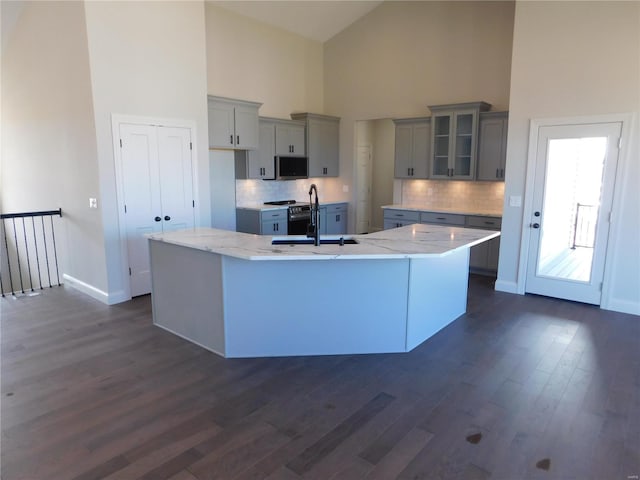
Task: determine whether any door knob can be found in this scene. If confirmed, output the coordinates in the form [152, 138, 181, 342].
[534, 211, 541, 217]
[154, 216, 161, 222]
[164, 215, 171, 221]
[532, 223, 540, 229]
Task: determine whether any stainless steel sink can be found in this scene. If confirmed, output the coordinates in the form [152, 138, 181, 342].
[271, 235, 359, 246]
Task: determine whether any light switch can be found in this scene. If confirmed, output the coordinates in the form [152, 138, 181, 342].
[342, 185, 349, 193]
[89, 198, 98, 209]
[509, 195, 522, 207]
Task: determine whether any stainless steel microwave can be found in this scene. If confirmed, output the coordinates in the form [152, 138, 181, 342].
[274, 156, 308, 180]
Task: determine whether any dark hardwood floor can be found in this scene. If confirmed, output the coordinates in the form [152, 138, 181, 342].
[2, 276, 638, 479]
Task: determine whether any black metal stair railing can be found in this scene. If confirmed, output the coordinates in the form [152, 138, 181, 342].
[1, 208, 63, 297]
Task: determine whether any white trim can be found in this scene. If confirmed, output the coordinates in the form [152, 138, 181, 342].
[111, 114, 200, 303]
[517, 113, 635, 311]
[495, 279, 518, 294]
[63, 273, 128, 305]
[602, 298, 640, 316]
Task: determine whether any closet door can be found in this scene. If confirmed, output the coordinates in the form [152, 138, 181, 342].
[119, 123, 194, 297]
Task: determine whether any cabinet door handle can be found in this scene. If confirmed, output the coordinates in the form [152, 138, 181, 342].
[336, 214, 340, 221]
[501, 168, 505, 178]
[236, 135, 240, 145]
[154, 216, 161, 222]
[484, 221, 495, 225]
[436, 217, 446, 220]
[496, 168, 499, 178]
[230, 134, 233, 145]
[164, 215, 171, 221]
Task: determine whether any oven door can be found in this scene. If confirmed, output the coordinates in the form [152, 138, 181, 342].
[288, 207, 310, 235]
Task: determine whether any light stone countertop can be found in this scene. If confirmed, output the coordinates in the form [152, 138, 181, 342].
[237, 200, 348, 212]
[147, 224, 500, 261]
[382, 204, 503, 218]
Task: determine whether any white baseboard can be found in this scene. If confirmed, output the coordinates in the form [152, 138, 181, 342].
[601, 297, 640, 316]
[494, 279, 519, 294]
[62, 274, 129, 305]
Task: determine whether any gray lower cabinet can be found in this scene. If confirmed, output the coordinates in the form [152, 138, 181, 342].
[466, 215, 501, 273]
[393, 118, 431, 179]
[325, 203, 347, 234]
[291, 113, 340, 177]
[382, 209, 420, 229]
[383, 207, 501, 274]
[236, 208, 288, 235]
[477, 112, 508, 181]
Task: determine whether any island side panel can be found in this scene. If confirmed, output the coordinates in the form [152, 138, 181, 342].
[149, 240, 226, 356]
[222, 257, 410, 358]
[405, 248, 470, 351]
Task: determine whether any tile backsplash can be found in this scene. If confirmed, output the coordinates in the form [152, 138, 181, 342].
[400, 179, 504, 212]
[236, 178, 344, 205]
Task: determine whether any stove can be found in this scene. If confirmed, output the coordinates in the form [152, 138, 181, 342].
[263, 200, 296, 206]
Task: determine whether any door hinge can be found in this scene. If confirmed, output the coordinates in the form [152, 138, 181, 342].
[599, 282, 603, 291]
[618, 137, 622, 149]
[129, 267, 132, 276]
[124, 204, 127, 213]
[120, 139, 123, 148]
[190, 142, 192, 150]
[192, 200, 195, 208]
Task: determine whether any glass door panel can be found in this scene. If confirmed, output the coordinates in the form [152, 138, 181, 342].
[536, 137, 606, 283]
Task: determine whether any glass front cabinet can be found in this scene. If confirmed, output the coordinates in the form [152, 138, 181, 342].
[429, 102, 490, 180]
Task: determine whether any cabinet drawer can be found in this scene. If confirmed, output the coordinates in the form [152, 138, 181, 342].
[420, 212, 465, 226]
[383, 209, 420, 222]
[466, 216, 502, 230]
[326, 203, 347, 214]
[260, 209, 287, 221]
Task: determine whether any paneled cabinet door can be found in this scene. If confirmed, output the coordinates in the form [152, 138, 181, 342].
[234, 104, 260, 150]
[245, 121, 276, 179]
[325, 204, 348, 234]
[476, 112, 508, 181]
[291, 113, 340, 177]
[393, 119, 430, 179]
[207, 96, 261, 150]
[275, 123, 305, 156]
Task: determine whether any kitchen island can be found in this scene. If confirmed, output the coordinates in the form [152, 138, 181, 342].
[147, 225, 499, 358]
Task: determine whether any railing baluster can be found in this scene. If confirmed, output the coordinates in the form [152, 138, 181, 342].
[50, 215, 60, 286]
[32, 217, 44, 290]
[22, 218, 34, 291]
[12, 218, 25, 294]
[42, 216, 52, 288]
[3, 218, 15, 295]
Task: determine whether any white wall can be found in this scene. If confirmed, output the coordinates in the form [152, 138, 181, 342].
[205, 4, 324, 118]
[324, 1, 515, 232]
[84, 0, 209, 302]
[497, 1, 640, 314]
[1, 1, 106, 292]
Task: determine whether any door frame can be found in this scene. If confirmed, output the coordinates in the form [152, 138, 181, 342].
[517, 113, 634, 310]
[112, 114, 200, 301]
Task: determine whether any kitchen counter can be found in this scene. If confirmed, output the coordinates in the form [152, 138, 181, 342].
[147, 224, 499, 261]
[382, 204, 503, 218]
[148, 225, 499, 358]
[237, 200, 347, 212]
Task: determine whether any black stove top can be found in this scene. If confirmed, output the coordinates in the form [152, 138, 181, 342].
[264, 200, 297, 206]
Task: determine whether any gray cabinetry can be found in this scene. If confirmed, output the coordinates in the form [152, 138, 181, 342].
[466, 215, 501, 272]
[236, 208, 288, 235]
[383, 209, 420, 229]
[477, 112, 508, 181]
[274, 120, 306, 156]
[429, 102, 490, 180]
[325, 203, 348, 234]
[291, 113, 340, 177]
[208, 96, 261, 150]
[420, 211, 465, 226]
[236, 120, 276, 180]
[393, 118, 430, 179]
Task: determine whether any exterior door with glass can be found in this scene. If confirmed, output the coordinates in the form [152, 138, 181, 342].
[525, 122, 621, 304]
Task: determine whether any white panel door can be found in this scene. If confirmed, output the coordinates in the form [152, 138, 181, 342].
[525, 122, 621, 305]
[120, 123, 194, 297]
[157, 126, 194, 232]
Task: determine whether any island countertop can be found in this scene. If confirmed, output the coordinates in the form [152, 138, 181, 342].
[147, 224, 500, 261]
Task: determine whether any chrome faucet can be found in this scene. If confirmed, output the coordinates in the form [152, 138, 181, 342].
[307, 183, 320, 246]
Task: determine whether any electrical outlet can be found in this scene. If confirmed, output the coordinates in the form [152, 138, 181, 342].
[89, 198, 98, 209]
[509, 196, 522, 207]
[342, 185, 349, 193]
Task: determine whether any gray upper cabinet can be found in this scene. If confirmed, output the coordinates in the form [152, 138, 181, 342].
[291, 113, 340, 177]
[393, 118, 430, 179]
[274, 121, 306, 156]
[429, 102, 490, 180]
[208, 95, 261, 150]
[236, 119, 276, 180]
[477, 111, 508, 181]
